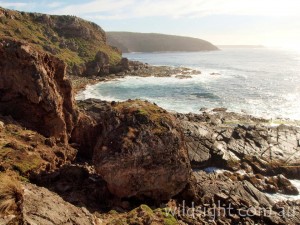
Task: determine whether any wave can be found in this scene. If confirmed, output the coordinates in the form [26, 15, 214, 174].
[190, 92, 220, 99]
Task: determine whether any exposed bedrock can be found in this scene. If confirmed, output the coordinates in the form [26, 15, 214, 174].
[177, 112, 300, 178]
[0, 38, 78, 143]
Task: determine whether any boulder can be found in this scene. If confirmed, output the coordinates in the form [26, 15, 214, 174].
[0, 39, 78, 143]
[109, 57, 129, 74]
[73, 99, 191, 201]
[84, 50, 110, 76]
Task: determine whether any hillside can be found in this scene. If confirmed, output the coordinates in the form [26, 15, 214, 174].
[0, 7, 121, 75]
[107, 32, 219, 53]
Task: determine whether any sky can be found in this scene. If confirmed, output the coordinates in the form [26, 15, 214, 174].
[1, 0, 300, 47]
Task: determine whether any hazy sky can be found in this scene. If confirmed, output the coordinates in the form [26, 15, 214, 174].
[1, 0, 300, 46]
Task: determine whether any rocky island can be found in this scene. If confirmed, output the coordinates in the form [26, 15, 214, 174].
[0, 6, 300, 225]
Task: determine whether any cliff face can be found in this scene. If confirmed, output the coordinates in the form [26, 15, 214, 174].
[107, 32, 219, 53]
[0, 7, 121, 75]
[0, 38, 78, 143]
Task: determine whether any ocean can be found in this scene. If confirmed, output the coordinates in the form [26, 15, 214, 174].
[76, 47, 300, 120]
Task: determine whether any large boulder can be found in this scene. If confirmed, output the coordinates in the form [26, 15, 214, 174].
[73, 99, 191, 201]
[0, 39, 78, 143]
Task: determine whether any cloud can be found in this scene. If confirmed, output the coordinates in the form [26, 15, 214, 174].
[0, 1, 29, 8]
[47, 2, 63, 8]
[2, 0, 300, 20]
[50, 0, 300, 20]
[52, 0, 135, 15]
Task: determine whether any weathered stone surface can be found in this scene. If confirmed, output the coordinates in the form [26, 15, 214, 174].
[0, 39, 78, 143]
[84, 51, 110, 76]
[177, 112, 300, 178]
[176, 171, 300, 225]
[70, 112, 100, 158]
[72, 99, 191, 201]
[21, 183, 98, 225]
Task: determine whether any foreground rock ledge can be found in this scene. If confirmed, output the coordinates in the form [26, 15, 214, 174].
[74, 99, 191, 201]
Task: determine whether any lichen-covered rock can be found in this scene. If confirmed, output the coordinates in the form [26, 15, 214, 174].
[73, 99, 191, 201]
[0, 39, 78, 143]
[98, 204, 179, 225]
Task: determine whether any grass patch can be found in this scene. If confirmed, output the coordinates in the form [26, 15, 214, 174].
[0, 172, 23, 216]
[114, 100, 174, 134]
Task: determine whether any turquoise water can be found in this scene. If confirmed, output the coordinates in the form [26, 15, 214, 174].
[77, 48, 300, 120]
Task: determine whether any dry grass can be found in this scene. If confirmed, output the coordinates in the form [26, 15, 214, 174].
[0, 172, 23, 216]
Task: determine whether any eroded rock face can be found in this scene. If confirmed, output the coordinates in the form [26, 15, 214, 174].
[73, 99, 191, 201]
[83, 51, 110, 76]
[177, 112, 300, 178]
[0, 39, 78, 143]
[176, 171, 300, 225]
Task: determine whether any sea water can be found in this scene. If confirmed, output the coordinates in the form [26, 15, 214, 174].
[76, 47, 300, 120]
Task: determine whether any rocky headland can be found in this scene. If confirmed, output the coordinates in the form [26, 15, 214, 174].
[0, 6, 300, 225]
[107, 32, 219, 53]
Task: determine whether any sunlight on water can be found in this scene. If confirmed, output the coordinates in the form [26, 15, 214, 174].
[77, 48, 300, 120]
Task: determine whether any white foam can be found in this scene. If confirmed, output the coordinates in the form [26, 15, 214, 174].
[266, 180, 300, 202]
[200, 168, 300, 203]
[76, 83, 123, 102]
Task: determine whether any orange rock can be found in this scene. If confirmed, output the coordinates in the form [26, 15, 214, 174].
[0, 39, 78, 143]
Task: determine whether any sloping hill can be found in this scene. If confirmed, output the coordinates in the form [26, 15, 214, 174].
[107, 32, 218, 53]
[0, 7, 121, 75]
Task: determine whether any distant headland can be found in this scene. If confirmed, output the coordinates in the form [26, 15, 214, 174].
[107, 31, 219, 53]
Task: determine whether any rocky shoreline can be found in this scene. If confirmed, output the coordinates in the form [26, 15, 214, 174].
[70, 59, 202, 94]
[0, 11, 300, 225]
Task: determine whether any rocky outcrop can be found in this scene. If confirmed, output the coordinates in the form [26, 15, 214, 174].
[175, 171, 300, 225]
[72, 99, 191, 201]
[83, 51, 110, 76]
[0, 39, 78, 143]
[177, 111, 300, 178]
[109, 60, 201, 78]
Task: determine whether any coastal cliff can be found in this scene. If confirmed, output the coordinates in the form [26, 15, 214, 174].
[107, 32, 219, 53]
[0, 7, 121, 76]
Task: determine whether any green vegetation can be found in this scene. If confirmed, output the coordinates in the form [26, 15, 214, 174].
[107, 31, 219, 53]
[0, 122, 48, 177]
[154, 208, 178, 225]
[98, 204, 178, 225]
[114, 100, 175, 134]
[0, 7, 121, 71]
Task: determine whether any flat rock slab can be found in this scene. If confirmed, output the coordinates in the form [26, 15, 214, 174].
[22, 183, 97, 225]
